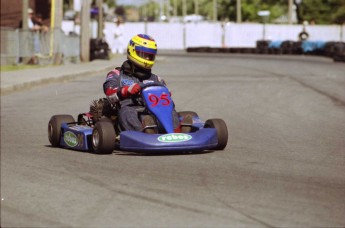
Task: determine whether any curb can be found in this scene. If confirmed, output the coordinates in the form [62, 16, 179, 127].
[0, 57, 124, 95]
[1, 66, 113, 96]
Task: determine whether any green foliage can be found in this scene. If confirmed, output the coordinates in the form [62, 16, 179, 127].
[332, 4, 345, 24]
[213, 0, 235, 21]
[299, 0, 345, 24]
[142, 1, 159, 21]
[135, 0, 344, 24]
[105, 0, 116, 8]
[192, 0, 290, 23]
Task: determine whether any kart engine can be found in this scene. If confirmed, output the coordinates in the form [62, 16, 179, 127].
[89, 98, 114, 120]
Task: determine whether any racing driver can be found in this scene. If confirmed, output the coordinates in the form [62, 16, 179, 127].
[103, 34, 192, 133]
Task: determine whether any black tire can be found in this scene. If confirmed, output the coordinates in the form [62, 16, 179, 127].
[48, 115, 75, 147]
[204, 119, 228, 150]
[178, 111, 199, 118]
[96, 117, 114, 125]
[298, 31, 309, 41]
[92, 121, 116, 154]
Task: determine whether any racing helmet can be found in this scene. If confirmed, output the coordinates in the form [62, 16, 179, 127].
[127, 34, 157, 70]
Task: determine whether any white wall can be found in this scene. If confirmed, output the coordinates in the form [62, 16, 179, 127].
[62, 21, 345, 49]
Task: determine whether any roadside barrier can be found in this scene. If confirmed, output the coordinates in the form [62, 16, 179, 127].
[187, 40, 345, 62]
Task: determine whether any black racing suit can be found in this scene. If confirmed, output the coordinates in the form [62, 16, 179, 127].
[103, 60, 180, 131]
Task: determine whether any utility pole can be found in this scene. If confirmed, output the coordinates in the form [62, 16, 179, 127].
[194, 0, 198, 15]
[22, 0, 29, 30]
[288, 0, 293, 24]
[51, 0, 63, 64]
[237, 0, 242, 23]
[213, 0, 217, 21]
[53, 0, 63, 30]
[159, 0, 163, 20]
[22, 0, 30, 63]
[182, 0, 187, 49]
[173, 0, 177, 17]
[97, 0, 103, 38]
[166, 0, 171, 21]
[80, 0, 91, 62]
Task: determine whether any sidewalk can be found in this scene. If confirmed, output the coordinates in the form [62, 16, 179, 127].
[0, 56, 124, 95]
[0, 50, 185, 96]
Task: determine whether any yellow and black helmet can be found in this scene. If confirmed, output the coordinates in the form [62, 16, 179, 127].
[127, 34, 157, 70]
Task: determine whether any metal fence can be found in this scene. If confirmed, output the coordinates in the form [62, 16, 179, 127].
[0, 27, 80, 65]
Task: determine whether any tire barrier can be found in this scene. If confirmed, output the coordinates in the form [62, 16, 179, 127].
[298, 31, 309, 41]
[90, 38, 110, 61]
[281, 40, 295, 54]
[256, 40, 271, 54]
[332, 42, 345, 62]
[186, 47, 257, 54]
[268, 41, 283, 54]
[186, 40, 345, 62]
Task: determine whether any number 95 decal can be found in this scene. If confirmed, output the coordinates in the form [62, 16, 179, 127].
[148, 93, 171, 107]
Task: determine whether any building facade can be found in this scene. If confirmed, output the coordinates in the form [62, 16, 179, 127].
[1, 0, 50, 28]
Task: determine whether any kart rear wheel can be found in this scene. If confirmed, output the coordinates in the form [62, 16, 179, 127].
[48, 115, 75, 147]
[92, 121, 116, 154]
[204, 119, 228, 150]
[178, 111, 198, 133]
[178, 111, 198, 118]
[98, 117, 113, 123]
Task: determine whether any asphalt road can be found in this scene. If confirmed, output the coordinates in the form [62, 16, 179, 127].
[1, 54, 345, 227]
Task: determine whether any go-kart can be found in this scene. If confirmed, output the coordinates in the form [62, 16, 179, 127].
[48, 83, 228, 154]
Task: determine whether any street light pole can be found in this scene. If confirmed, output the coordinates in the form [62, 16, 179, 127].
[258, 11, 270, 40]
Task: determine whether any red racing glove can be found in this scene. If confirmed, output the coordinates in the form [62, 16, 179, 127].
[120, 83, 141, 98]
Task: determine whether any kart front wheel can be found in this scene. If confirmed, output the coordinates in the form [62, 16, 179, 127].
[204, 119, 228, 150]
[92, 121, 116, 154]
[48, 115, 75, 147]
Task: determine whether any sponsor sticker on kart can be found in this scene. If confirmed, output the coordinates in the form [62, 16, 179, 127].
[69, 125, 92, 130]
[158, 133, 192, 143]
[64, 131, 78, 147]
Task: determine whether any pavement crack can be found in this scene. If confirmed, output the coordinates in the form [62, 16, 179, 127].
[200, 171, 275, 228]
[288, 77, 345, 106]
[76, 174, 213, 216]
[237, 65, 345, 107]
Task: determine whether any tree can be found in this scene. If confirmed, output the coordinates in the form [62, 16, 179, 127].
[105, 0, 116, 8]
[332, 4, 345, 24]
[128, 0, 344, 24]
[297, 0, 345, 24]
[184, 0, 288, 22]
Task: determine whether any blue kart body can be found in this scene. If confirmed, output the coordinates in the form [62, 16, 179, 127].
[119, 129, 217, 152]
[54, 84, 222, 153]
[58, 120, 218, 152]
[59, 124, 93, 151]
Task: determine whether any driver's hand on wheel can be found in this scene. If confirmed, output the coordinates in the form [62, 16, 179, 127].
[128, 83, 141, 95]
[121, 83, 141, 98]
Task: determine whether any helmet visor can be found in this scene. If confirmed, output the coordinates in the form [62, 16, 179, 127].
[135, 46, 157, 61]
[135, 50, 156, 61]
